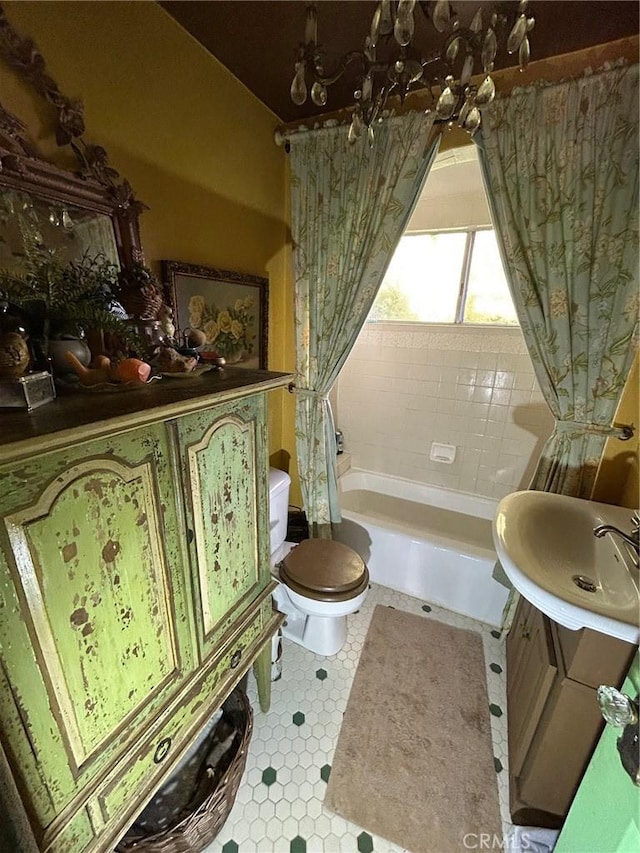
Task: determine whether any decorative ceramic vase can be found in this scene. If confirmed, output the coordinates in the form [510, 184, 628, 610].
[0, 303, 30, 379]
[48, 337, 92, 377]
[0, 331, 31, 379]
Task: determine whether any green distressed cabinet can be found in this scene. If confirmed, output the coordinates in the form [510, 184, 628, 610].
[176, 395, 270, 660]
[0, 370, 291, 853]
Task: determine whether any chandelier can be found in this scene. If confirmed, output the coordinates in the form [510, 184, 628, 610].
[290, 1, 535, 143]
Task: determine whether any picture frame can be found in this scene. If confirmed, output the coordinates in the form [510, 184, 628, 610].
[161, 260, 269, 370]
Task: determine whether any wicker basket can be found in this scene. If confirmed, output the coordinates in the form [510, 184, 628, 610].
[118, 284, 164, 321]
[116, 689, 253, 853]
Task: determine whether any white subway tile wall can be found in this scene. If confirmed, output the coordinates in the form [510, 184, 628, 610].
[335, 323, 554, 501]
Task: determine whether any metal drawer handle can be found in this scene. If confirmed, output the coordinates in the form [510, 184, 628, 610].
[230, 649, 242, 669]
[153, 737, 172, 764]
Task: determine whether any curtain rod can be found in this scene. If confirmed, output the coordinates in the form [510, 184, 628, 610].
[274, 115, 452, 149]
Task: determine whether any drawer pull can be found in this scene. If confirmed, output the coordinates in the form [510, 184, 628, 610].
[597, 687, 640, 786]
[187, 528, 194, 544]
[153, 737, 172, 764]
[230, 649, 242, 669]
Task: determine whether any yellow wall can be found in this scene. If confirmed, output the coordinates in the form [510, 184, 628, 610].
[0, 0, 297, 464]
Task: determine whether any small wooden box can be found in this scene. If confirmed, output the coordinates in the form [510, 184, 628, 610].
[0, 371, 56, 411]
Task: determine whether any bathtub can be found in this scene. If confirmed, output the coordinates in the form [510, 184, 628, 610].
[335, 468, 508, 626]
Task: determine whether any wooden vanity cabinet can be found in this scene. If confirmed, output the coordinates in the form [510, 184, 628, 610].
[506, 596, 636, 828]
[0, 372, 290, 853]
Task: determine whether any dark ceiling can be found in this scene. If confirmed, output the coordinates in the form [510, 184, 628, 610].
[161, 1, 639, 122]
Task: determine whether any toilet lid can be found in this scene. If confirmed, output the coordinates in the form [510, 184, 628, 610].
[281, 538, 367, 594]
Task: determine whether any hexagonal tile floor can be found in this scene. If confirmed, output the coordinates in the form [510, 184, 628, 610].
[204, 583, 511, 853]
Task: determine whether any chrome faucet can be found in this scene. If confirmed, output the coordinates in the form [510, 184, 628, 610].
[593, 511, 640, 567]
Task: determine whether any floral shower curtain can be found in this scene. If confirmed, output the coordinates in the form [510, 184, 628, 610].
[288, 113, 439, 527]
[476, 63, 639, 500]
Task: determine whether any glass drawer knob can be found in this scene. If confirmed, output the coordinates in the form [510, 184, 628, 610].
[597, 686, 639, 727]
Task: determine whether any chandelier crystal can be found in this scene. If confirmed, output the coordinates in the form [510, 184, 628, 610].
[290, 1, 535, 144]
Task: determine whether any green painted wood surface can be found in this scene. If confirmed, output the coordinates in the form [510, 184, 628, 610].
[99, 605, 265, 824]
[178, 394, 271, 658]
[0, 425, 195, 827]
[13, 460, 178, 763]
[48, 807, 96, 853]
[253, 642, 273, 714]
[555, 652, 640, 853]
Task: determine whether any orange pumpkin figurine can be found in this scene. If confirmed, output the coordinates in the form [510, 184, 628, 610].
[65, 352, 151, 385]
[64, 352, 111, 385]
[113, 358, 151, 383]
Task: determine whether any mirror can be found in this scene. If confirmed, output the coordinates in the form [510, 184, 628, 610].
[0, 3, 145, 275]
[0, 189, 120, 274]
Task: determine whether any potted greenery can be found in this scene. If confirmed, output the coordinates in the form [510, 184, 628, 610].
[0, 245, 143, 374]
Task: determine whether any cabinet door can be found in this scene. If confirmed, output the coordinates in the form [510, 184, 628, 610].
[518, 675, 605, 818]
[0, 425, 195, 835]
[506, 597, 557, 778]
[176, 393, 270, 661]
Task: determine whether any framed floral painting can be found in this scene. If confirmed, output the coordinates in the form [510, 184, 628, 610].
[161, 260, 268, 369]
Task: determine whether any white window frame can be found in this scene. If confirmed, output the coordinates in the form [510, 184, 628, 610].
[371, 225, 517, 327]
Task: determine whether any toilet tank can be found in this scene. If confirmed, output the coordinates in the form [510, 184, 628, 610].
[268, 468, 291, 555]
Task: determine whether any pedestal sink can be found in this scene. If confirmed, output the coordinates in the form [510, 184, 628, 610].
[493, 491, 639, 644]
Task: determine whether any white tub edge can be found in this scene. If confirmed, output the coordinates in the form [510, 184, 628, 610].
[335, 468, 507, 625]
[341, 507, 496, 563]
[339, 467, 498, 521]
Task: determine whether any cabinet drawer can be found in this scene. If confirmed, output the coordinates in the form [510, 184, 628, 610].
[94, 597, 276, 848]
[553, 623, 635, 688]
[98, 611, 263, 824]
[41, 805, 95, 853]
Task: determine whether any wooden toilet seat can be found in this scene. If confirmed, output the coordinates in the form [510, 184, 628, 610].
[280, 538, 369, 602]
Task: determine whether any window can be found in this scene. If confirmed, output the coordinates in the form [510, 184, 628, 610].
[368, 228, 518, 325]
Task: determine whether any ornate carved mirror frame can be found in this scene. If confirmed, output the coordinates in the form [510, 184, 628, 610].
[0, 2, 145, 271]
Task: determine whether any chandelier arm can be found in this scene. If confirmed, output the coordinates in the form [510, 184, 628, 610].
[419, 54, 451, 83]
[440, 27, 485, 57]
[309, 50, 367, 88]
[291, 2, 535, 139]
[375, 84, 394, 118]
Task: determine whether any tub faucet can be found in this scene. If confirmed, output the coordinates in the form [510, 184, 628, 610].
[593, 512, 640, 568]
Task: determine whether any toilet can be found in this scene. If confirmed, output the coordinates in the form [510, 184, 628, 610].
[268, 468, 369, 656]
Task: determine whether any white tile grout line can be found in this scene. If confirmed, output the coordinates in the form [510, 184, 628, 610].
[204, 584, 512, 853]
